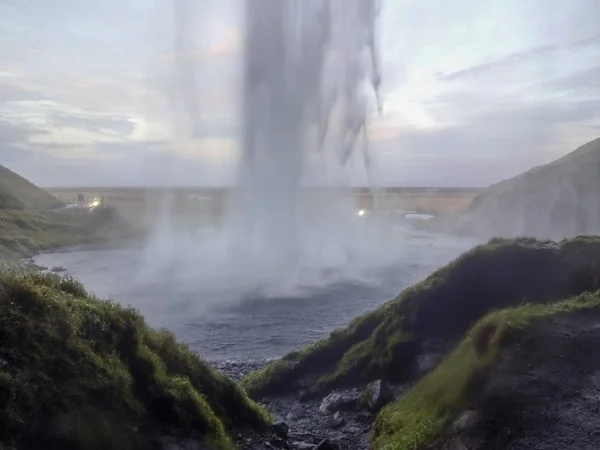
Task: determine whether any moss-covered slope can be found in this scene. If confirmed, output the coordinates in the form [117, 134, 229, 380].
[241, 236, 600, 398]
[0, 207, 133, 259]
[372, 292, 600, 449]
[0, 271, 270, 450]
[0, 165, 63, 210]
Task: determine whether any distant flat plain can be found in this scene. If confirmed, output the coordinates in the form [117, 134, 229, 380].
[45, 187, 481, 229]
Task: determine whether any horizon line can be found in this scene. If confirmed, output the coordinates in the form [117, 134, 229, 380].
[42, 185, 485, 191]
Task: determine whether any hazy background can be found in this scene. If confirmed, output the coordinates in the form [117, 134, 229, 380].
[1, 0, 600, 188]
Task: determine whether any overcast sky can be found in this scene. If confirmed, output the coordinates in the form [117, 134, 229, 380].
[1, 0, 600, 187]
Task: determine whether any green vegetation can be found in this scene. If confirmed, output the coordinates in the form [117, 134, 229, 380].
[0, 271, 270, 450]
[0, 207, 132, 259]
[241, 236, 600, 397]
[0, 164, 134, 260]
[0, 165, 63, 210]
[0, 166, 269, 448]
[371, 292, 600, 450]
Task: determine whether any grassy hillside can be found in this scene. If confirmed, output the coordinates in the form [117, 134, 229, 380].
[241, 236, 600, 398]
[465, 137, 600, 238]
[0, 164, 134, 260]
[0, 165, 63, 210]
[0, 207, 133, 260]
[372, 292, 600, 449]
[0, 271, 270, 450]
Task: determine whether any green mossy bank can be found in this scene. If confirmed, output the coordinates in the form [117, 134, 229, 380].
[0, 207, 133, 260]
[241, 236, 600, 397]
[0, 271, 270, 450]
[0, 164, 135, 260]
[372, 292, 600, 449]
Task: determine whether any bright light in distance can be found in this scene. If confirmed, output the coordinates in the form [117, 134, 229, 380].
[357, 209, 366, 217]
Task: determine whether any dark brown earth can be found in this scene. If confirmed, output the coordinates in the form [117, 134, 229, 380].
[434, 308, 600, 450]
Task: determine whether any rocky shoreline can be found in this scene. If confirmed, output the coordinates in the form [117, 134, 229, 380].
[214, 360, 402, 450]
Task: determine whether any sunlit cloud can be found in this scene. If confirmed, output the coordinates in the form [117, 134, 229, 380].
[1, 0, 599, 186]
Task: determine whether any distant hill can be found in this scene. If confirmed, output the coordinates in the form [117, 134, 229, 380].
[461, 137, 600, 239]
[0, 165, 63, 210]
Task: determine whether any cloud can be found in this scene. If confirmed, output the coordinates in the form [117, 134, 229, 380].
[48, 112, 136, 136]
[157, 28, 240, 61]
[0, 83, 46, 103]
[438, 44, 559, 82]
[542, 64, 600, 95]
[372, 93, 600, 186]
[2, 0, 600, 187]
[438, 33, 600, 82]
[0, 119, 48, 143]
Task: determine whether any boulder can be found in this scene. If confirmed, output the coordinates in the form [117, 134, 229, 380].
[290, 442, 314, 450]
[363, 380, 394, 412]
[326, 411, 345, 429]
[272, 421, 289, 439]
[286, 406, 305, 421]
[318, 389, 361, 415]
[314, 439, 339, 450]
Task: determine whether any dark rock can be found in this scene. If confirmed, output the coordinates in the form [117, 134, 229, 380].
[161, 436, 211, 449]
[314, 439, 339, 450]
[344, 425, 364, 434]
[297, 389, 309, 402]
[364, 380, 394, 412]
[51, 266, 67, 273]
[212, 358, 268, 381]
[270, 437, 290, 449]
[416, 339, 453, 374]
[286, 405, 305, 421]
[450, 410, 480, 433]
[272, 421, 289, 439]
[326, 411, 345, 429]
[318, 389, 361, 415]
[290, 442, 314, 450]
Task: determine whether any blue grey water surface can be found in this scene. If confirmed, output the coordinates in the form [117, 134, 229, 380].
[34, 231, 478, 361]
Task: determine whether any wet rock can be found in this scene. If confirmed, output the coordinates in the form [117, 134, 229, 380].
[161, 436, 210, 449]
[286, 405, 305, 421]
[364, 380, 394, 412]
[356, 411, 373, 423]
[314, 439, 339, 450]
[290, 442, 314, 450]
[212, 359, 268, 381]
[297, 389, 310, 402]
[451, 410, 480, 432]
[318, 389, 361, 415]
[272, 421, 289, 439]
[417, 338, 452, 374]
[417, 352, 439, 373]
[344, 424, 364, 434]
[270, 437, 290, 449]
[26, 262, 48, 271]
[51, 266, 67, 273]
[326, 411, 345, 429]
